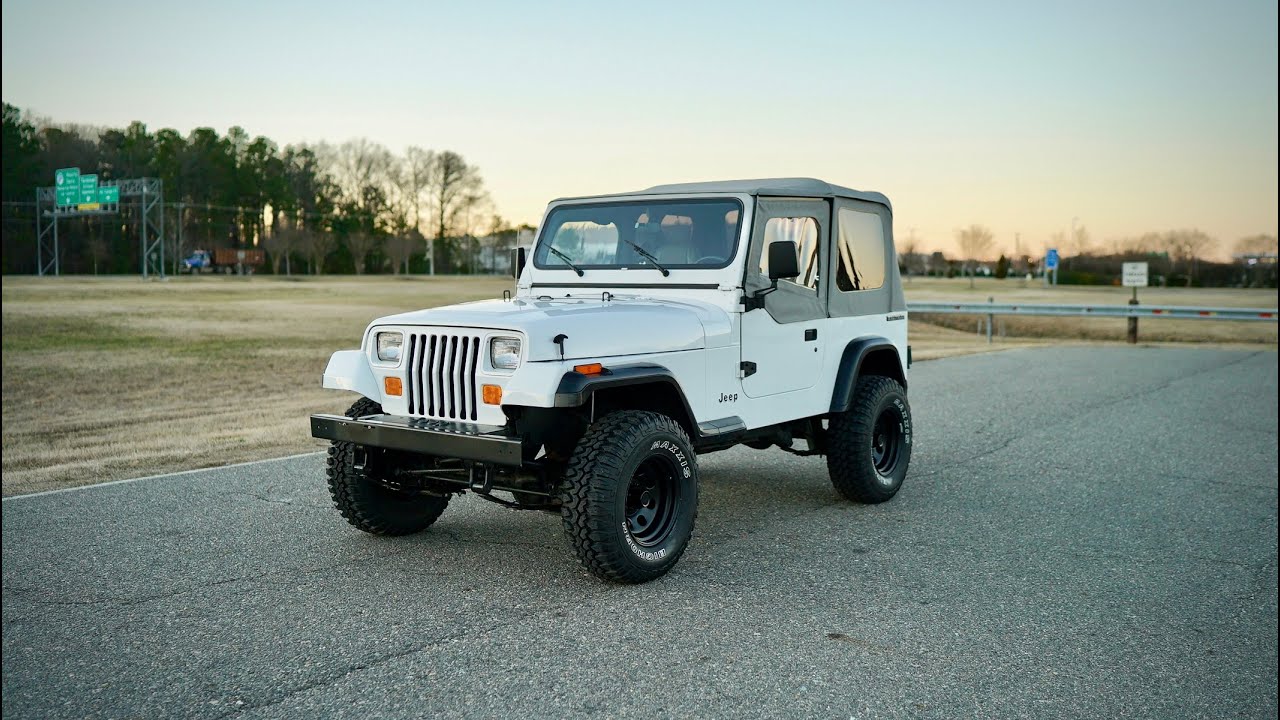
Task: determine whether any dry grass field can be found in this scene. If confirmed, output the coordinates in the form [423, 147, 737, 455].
[1, 275, 510, 497]
[2, 275, 1275, 496]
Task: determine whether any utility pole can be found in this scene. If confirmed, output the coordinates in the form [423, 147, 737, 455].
[177, 201, 185, 276]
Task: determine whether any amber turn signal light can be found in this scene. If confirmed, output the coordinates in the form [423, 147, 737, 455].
[573, 363, 604, 375]
[383, 376, 403, 396]
[482, 384, 503, 405]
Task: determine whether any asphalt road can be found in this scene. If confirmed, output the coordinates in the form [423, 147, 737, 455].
[3, 347, 1277, 720]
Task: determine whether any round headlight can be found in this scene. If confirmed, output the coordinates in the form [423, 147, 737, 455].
[375, 331, 403, 362]
[490, 337, 521, 370]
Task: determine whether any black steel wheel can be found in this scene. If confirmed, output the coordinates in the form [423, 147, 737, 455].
[624, 455, 683, 548]
[561, 410, 699, 583]
[827, 375, 912, 503]
[871, 404, 906, 478]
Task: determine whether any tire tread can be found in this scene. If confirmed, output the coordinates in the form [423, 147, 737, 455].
[560, 410, 696, 583]
[826, 375, 911, 504]
[326, 398, 449, 535]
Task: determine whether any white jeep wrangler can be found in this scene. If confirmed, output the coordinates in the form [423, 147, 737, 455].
[311, 178, 912, 583]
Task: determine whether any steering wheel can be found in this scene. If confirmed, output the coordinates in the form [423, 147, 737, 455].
[694, 255, 727, 265]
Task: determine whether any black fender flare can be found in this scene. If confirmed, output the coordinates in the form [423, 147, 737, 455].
[829, 337, 907, 413]
[553, 363, 698, 425]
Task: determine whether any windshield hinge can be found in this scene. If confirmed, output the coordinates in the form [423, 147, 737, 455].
[739, 361, 757, 378]
[741, 282, 778, 313]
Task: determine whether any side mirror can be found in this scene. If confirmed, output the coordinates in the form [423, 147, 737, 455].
[510, 247, 527, 279]
[744, 240, 802, 312]
[767, 240, 800, 280]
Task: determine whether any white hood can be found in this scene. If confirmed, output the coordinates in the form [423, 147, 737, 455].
[374, 296, 728, 362]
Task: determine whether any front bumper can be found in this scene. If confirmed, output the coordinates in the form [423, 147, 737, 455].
[310, 413, 523, 466]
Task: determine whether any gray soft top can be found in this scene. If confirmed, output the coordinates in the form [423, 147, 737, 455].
[555, 177, 891, 212]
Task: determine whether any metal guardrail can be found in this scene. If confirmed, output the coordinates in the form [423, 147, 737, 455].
[909, 302, 1277, 322]
[908, 300, 1278, 344]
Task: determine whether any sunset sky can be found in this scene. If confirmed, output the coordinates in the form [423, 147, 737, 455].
[3, 0, 1275, 258]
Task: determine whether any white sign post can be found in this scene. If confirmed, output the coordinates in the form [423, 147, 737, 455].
[1122, 262, 1148, 344]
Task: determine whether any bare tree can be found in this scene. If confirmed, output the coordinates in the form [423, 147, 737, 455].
[1112, 232, 1164, 256]
[455, 190, 493, 273]
[262, 227, 300, 275]
[326, 139, 394, 207]
[899, 229, 920, 282]
[87, 236, 109, 275]
[386, 230, 424, 275]
[1233, 234, 1278, 257]
[955, 224, 995, 289]
[426, 151, 485, 273]
[399, 147, 435, 234]
[922, 250, 947, 276]
[1162, 229, 1216, 281]
[1067, 224, 1093, 259]
[299, 230, 337, 275]
[162, 206, 186, 276]
[345, 231, 382, 275]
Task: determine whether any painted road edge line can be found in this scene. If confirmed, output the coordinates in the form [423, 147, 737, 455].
[2, 451, 326, 502]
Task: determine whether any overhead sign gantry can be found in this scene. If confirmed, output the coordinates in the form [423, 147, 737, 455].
[36, 168, 164, 278]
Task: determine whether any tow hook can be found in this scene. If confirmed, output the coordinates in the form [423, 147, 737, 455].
[468, 464, 493, 493]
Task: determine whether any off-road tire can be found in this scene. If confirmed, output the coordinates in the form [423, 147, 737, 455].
[326, 397, 450, 535]
[827, 375, 912, 504]
[560, 410, 699, 583]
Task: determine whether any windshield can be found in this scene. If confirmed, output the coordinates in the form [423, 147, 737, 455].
[532, 198, 743, 271]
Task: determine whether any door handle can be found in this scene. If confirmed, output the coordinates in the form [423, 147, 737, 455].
[804, 328, 817, 341]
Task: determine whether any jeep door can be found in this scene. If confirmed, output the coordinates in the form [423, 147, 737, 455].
[739, 197, 829, 398]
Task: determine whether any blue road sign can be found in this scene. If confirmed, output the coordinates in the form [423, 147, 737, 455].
[1046, 248, 1060, 270]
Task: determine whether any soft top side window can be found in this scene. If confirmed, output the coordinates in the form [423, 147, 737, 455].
[835, 208, 885, 292]
[760, 216, 820, 291]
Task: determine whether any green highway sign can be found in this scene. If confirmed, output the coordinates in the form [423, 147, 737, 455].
[79, 175, 99, 205]
[52, 167, 122, 209]
[55, 167, 80, 206]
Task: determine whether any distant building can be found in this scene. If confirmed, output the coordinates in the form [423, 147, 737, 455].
[1234, 252, 1278, 266]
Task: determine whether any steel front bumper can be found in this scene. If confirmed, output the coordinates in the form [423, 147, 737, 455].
[310, 414, 523, 466]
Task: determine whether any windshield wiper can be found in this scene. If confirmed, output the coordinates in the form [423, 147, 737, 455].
[547, 246, 584, 276]
[621, 239, 670, 276]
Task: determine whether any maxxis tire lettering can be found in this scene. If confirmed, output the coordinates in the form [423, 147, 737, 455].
[649, 440, 692, 478]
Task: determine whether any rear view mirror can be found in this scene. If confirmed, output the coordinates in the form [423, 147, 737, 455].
[510, 247, 527, 279]
[767, 240, 800, 280]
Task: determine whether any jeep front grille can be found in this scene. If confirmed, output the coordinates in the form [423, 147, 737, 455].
[404, 332, 482, 421]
